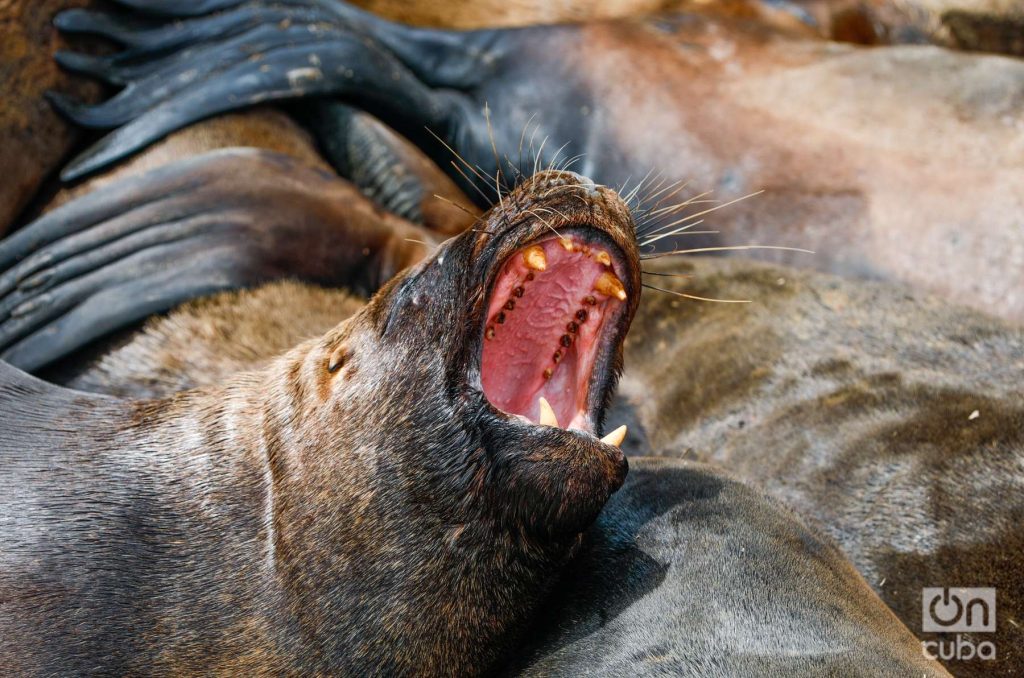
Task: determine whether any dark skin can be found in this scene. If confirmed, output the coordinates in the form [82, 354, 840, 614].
[0, 169, 638, 676]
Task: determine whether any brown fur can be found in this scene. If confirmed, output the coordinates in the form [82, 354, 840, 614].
[618, 256, 1024, 677]
[45, 108, 331, 211]
[563, 14, 1024, 320]
[0, 0, 101, 233]
[56, 282, 364, 398]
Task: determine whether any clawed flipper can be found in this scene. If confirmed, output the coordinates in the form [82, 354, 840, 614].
[50, 0, 504, 185]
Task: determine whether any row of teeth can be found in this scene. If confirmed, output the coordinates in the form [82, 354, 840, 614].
[522, 244, 628, 301]
[537, 396, 627, 448]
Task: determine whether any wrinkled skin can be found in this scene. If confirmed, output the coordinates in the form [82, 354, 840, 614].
[46, 0, 1024, 321]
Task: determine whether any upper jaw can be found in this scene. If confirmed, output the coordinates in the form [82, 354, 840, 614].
[465, 220, 638, 448]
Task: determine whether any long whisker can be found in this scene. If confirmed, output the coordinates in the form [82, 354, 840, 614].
[517, 112, 538, 184]
[642, 282, 751, 303]
[644, 190, 765, 238]
[641, 270, 693, 278]
[524, 208, 563, 239]
[450, 161, 494, 206]
[432, 194, 484, 222]
[483, 102, 504, 206]
[641, 244, 815, 260]
[641, 220, 714, 246]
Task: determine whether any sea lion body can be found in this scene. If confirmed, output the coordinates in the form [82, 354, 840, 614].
[617, 256, 1024, 677]
[515, 458, 947, 676]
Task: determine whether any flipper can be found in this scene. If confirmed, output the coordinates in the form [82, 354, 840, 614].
[301, 101, 480, 234]
[0, 148, 435, 372]
[50, 0, 514, 191]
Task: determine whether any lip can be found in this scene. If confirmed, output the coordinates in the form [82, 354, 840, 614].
[467, 224, 634, 442]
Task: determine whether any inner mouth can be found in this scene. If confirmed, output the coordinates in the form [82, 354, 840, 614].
[480, 232, 628, 431]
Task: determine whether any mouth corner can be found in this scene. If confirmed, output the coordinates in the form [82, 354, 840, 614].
[477, 228, 633, 438]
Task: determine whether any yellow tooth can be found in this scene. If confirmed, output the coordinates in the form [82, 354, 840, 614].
[593, 250, 611, 266]
[538, 397, 559, 427]
[559, 238, 574, 251]
[595, 271, 627, 301]
[600, 424, 627, 448]
[523, 245, 547, 271]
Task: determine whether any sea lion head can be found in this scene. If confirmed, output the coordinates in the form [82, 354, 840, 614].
[321, 169, 640, 540]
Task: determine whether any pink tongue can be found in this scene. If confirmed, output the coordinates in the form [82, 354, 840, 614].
[480, 238, 610, 425]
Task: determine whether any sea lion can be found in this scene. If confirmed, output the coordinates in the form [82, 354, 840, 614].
[513, 458, 948, 676]
[616, 256, 1024, 677]
[0, 169, 640, 675]
[0, 179, 951, 678]
[48, 0, 1024, 322]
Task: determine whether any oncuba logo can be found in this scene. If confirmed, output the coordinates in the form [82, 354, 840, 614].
[921, 588, 996, 662]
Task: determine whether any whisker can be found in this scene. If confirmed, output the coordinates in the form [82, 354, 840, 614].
[637, 190, 716, 236]
[640, 220, 713, 246]
[641, 244, 815, 260]
[431, 194, 484, 222]
[645, 190, 765, 236]
[524, 208, 564, 239]
[517, 112, 538, 182]
[645, 197, 717, 220]
[532, 135, 550, 176]
[637, 177, 685, 207]
[483, 102, 505, 206]
[641, 282, 751, 303]
[426, 128, 500, 204]
[623, 168, 656, 206]
[448, 161, 492, 204]
[547, 141, 573, 173]
[641, 270, 693, 278]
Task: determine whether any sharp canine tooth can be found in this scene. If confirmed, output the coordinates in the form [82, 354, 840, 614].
[538, 397, 559, 427]
[594, 250, 611, 266]
[523, 246, 547, 271]
[600, 425, 627, 447]
[595, 271, 627, 301]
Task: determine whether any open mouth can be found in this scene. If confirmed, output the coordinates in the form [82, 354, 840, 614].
[480, 231, 629, 434]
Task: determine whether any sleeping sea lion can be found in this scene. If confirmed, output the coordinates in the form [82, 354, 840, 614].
[0, 169, 641, 675]
[46, 0, 1024, 321]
